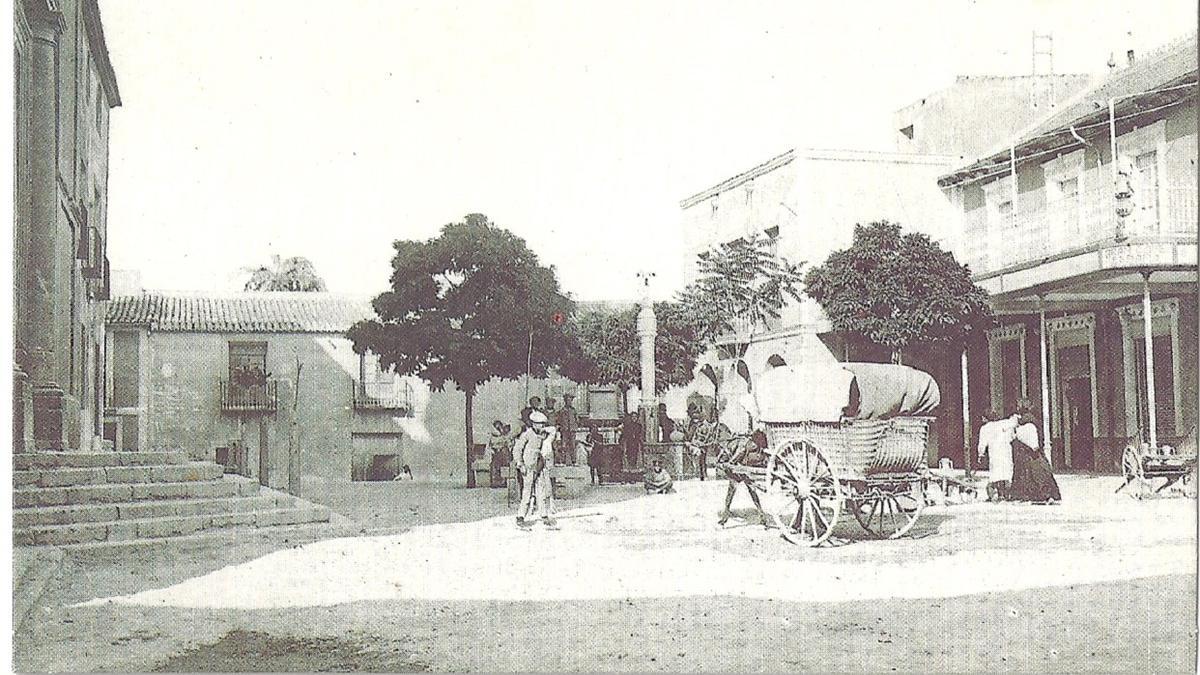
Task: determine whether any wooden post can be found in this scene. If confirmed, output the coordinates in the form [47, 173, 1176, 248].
[258, 416, 269, 487]
[1038, 297, 1052, 463]
[288, 353, 303, 496]
[1141, 271, 1158, 448]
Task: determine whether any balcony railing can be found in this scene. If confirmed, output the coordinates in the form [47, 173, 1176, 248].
[220, 379, 279, 413]
[958, 184, 1198, 276]
[353, 379, 413, 414]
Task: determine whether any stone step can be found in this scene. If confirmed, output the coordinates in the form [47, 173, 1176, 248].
[13, 475, 260, 508]
[13, 506, 332, 546]
[14, 451, 189, 470]
[13, 462, 224, 488]
[12, 494, 292, 528]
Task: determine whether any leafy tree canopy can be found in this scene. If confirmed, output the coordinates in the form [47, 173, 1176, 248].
[347, 213, 574, 394]
[244, 255, 327, 292]
[558, 301, 706, 396]
[676, 232, 805, 343]
[803, 220, 993, 360]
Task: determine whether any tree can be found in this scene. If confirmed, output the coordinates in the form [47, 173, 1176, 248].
[347, 214, 574, 487]
[244, 255, 327, 292]
[558, 302, 707, 412]
[803, 220, 993, 364]
[676, 233, 806, 344]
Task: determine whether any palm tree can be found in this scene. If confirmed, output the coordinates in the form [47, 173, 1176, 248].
[243, 255, 327, 292]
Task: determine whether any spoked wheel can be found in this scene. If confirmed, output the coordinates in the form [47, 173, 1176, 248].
[764, 439, 842, 547]
[1120, 446, 1147, 499]
[851, 480, 925, 539]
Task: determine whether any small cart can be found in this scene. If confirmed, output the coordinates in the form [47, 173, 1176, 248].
[1118, 429, 1197, 499]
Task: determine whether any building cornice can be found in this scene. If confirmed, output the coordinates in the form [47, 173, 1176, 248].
[679, 150, 795, 210]
[81, 0, 121, 107]
[679, 147, 957, 211]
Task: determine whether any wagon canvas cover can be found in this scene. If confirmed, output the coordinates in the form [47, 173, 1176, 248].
[842, 362, 940, 420]
[755, 362, 939, 423]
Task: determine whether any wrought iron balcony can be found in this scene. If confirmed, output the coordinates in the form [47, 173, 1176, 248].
[353, 379, 413, 415]
[220, 379, 279, 413]
[955, 183, 1197, 277]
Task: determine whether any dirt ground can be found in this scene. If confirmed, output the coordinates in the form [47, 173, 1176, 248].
[13, 478, 1199, 672]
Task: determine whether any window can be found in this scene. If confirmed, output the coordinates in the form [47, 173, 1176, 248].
[1134, 150, 1160, 226]
[228, 342, 268, 380]
[899, 124, 914, 140]
[710, 196, 719, 217]
[111, 331, 139, 408]
[744, 186, 754, 205]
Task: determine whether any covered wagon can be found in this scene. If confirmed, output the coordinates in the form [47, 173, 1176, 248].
[725, 362, 940, 546]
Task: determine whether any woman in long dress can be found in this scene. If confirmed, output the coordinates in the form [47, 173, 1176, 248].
[1008, 401, 1061, 503]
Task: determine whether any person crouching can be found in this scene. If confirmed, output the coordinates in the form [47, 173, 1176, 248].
[644, 459, 675, 494]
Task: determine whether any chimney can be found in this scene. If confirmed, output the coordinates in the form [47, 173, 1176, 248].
[1126, 49, 1136, 65]
[1107, 52, 1117, 70]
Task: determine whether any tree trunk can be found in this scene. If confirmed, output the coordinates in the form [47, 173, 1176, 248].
[465, 385, 476, 488]
[892, 348, 903, 365]
[618, 384, 629, 418]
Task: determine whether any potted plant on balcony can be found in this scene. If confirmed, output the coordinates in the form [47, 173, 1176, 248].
[231, 364, 271, 405]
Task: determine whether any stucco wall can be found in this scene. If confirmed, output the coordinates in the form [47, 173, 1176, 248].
[137, 331, 611, 492]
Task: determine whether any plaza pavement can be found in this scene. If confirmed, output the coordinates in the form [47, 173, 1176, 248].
[13, 475, 1198, 671]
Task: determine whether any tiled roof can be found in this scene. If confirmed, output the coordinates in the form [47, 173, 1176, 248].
[941, 31, 1198, 186]
[106, 292, 376, 333]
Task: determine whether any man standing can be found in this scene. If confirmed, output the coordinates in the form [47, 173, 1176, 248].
[657, 403, 676, 442]
[977, 409, 1016, 502]
[584, 422, 606, 485]
[620, 412, 644, 471]
[555, 394, 579, 465]
[686, 406, 720, 481]
[514, 411, 557, 528]
[520, 396, 543, 430]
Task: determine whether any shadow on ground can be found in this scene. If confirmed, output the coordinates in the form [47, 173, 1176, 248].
[152, 630, 429, 673]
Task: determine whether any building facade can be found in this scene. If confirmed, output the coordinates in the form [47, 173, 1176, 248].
[893, 74, 1092, 160]
[14, 0, 120, 452]
[105, 292, 625, 500]
[670, 74, 1100, 464]
[940, 32, 1198, 472]
[671, 148, 961, 459]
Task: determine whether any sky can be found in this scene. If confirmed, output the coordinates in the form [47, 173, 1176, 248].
[99, 0, 1196, 301]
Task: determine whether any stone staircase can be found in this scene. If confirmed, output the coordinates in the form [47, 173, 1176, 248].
[13, 450, 331, 546]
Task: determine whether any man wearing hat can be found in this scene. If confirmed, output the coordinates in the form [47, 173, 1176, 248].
[514, 410, 557, 528]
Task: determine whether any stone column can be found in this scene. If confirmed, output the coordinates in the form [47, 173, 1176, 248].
[27, 11, 71, 449]
[637, 300, 657, 446]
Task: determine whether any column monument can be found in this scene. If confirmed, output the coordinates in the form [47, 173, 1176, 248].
[636, 272, 658, 450]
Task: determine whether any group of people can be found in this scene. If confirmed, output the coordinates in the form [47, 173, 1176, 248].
[977, 399, 1062, 504]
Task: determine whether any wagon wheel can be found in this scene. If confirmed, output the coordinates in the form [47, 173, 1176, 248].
[764, 439, 842, 547]
[851, 480, 924, 539]
[1120, 445, 1147, 499]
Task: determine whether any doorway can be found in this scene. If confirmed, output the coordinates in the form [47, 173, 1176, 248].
[1055, 342, 1094, 470]
[1064, 377, 1094, 470]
